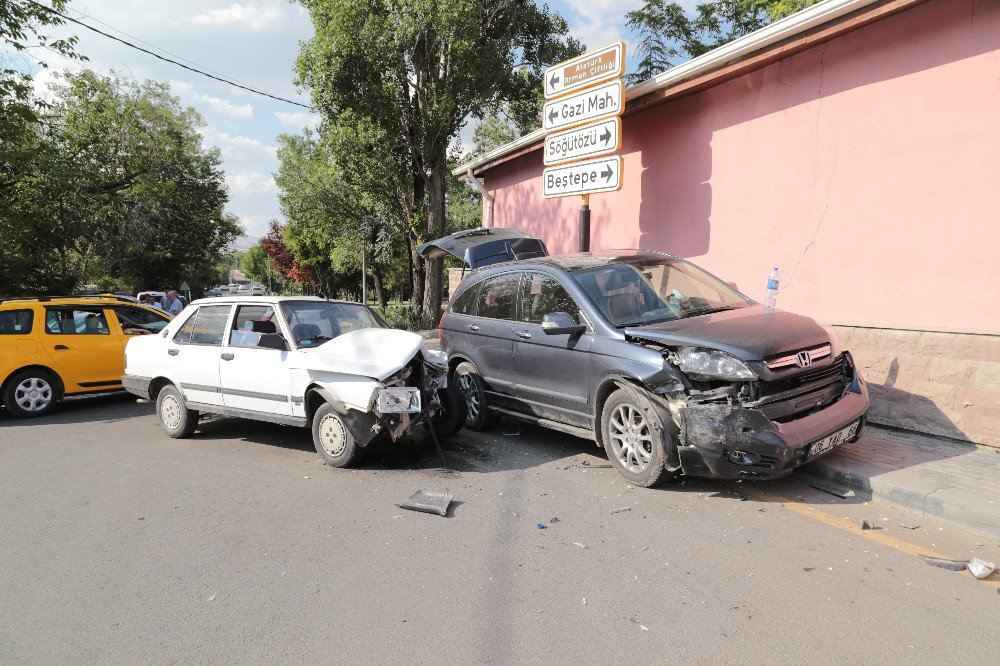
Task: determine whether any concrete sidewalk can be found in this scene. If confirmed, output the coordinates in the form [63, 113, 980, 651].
[799, 426, 1000, 539]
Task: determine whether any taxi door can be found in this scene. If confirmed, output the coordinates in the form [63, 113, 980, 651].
[41, 306, 125, 391]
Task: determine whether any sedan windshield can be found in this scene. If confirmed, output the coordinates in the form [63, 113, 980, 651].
[571, 258, 752, 327]
[280, 301, 384, 348]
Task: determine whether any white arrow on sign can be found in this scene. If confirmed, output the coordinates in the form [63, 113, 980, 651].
[542, 79, 624, 133]
[544, 117, 621, 167]
[544, 41, 625, 100]
[542, 155, 623, 199]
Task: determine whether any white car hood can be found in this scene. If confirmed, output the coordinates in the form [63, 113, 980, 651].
[302, 328, 426, 380]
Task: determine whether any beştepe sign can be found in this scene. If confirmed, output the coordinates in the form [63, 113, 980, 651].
[542, 79, 624, 133]
[544, 117, 621, 166]
[542, 155, 623, 198]
[544, 41, 625, 99]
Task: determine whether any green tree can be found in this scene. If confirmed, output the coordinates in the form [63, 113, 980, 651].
[625, 0, 820, 84]
[0, 70, 241, 296]
[296, 0, 582, 319]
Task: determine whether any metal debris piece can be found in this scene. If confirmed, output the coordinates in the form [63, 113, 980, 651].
[581, 597, 587, 605]
[564, 460, 613, 470]
[610, 507, 631, 514]
[861, 520, 872, 530]
[397, 490, 453, 516]
[573, 542, 587, 549]
[809, 484, 855, 499]
[921, 555, 967, 571]
[966, 558, 995, 580]
[551, 517, 560, 523]
[900, 523, 920, 529]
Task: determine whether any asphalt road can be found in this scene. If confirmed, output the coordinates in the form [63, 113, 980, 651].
[1, 394, 998, 664]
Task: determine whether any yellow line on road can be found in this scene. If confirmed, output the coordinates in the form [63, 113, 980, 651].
[740, 484, 1000, 588]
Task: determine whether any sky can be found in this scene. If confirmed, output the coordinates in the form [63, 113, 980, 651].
[12, 0, 667, 246]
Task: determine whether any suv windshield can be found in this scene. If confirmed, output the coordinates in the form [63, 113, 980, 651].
[280, 301, 384, 348]
[571, 258, 751, 327]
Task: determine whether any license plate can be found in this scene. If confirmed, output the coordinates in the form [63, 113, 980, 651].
[807, 421, 859, 459]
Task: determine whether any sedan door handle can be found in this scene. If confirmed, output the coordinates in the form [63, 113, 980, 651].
[516, 331, 532, 339]
[221, 353, 235, 361]
[54, 345, 69, 350]
[167, 349, 179, 356]
[467, 324, 480, 332]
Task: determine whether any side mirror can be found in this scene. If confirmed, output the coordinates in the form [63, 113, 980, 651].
[542, 312, 586, 336]
[257, 333, 288, 350]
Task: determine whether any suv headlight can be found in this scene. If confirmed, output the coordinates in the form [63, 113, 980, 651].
[677, 348, 757, 381]
[377, 387, 422, 414]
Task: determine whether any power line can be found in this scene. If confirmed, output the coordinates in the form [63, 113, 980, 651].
[27, 0, 313, 110]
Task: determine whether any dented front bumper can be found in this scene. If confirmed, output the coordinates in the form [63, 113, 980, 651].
[674, 365, 869, 479]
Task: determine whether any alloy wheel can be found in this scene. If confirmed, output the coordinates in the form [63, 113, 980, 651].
[457, 373, 480, 421]
[14, 377, 53, 413]
[608, 403, 653, 473]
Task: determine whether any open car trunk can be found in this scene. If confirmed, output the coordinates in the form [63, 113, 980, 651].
[417, 227, 548, 269]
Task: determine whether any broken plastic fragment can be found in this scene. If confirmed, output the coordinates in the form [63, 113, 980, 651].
[610, 507, 631, 514]
[966, 558, 995, 580]
[397, 490, 453, 516]
[536, 523, 547, 529]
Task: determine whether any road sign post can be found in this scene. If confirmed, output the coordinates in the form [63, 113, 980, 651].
[541, 42, 627, 252]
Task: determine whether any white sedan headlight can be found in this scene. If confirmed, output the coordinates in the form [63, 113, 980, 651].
[377, 387, 422, 414]
[677, 348, 757, 381]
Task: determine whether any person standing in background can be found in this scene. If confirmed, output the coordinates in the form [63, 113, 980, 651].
[161, 289, 184, 317]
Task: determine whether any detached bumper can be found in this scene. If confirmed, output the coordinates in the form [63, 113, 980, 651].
[121, 374, 152, 400]
[676, 371, 869, 480]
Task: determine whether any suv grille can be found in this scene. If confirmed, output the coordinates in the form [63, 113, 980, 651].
[755, 355, 849, 422]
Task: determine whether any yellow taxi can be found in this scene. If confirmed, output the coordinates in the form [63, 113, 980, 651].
[0, 296, 172, 418]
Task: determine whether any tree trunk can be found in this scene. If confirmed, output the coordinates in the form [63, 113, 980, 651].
[372, 262, 388, 310]
[408, 232, 424, 311]
[421, 161, 447, 322]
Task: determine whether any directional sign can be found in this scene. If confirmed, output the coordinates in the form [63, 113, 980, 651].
[544, 41, 625, 100]
[544, 117, 621, 167]
[542, 79, 624, 133]
[543, 155, 623, 199]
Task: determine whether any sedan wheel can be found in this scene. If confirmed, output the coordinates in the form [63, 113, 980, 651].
[600, 388, 671, 487]
[318, 411, 347, 458]
[311, 402, 361, 468]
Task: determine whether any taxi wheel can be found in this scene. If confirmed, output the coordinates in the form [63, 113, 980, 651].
[312, 402, 361, 468]
[156, 384, 199, 438]
[3, 369, 60, 418]
[453, 362, 498, 432]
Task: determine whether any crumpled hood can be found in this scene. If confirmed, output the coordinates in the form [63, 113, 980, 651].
[623, 306, 831, 361]
[301, 328, 426, 380]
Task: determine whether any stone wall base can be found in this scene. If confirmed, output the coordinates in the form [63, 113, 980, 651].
[834, 325, 1000, 448]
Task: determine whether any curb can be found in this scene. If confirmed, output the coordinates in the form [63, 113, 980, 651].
[797, 457, 1000, 540]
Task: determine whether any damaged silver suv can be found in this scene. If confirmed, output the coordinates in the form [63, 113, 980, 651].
[421, 228, 869, 487]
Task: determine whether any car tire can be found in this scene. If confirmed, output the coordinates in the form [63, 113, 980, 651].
[312, 402, 362, 468]
[428, 383, 467, 437]
[453, 362, 498, 432]
[600, 388, 670, 488]
[3, 368, 60, 418]
[156, 384, 199, 438]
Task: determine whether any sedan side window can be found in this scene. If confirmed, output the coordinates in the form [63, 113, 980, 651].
[519, 272, 581, 324]
[229, 305, 277, 348]
[173, 305, 231, 346]
[476, 273, 519, 320]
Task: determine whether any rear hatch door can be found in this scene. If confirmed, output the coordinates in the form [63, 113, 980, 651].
[417, 227, 548, 269]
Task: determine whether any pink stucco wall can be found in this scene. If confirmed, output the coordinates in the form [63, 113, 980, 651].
[482, 0, 1000, 333]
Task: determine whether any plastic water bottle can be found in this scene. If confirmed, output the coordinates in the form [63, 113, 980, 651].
[764, 267, 780, 310]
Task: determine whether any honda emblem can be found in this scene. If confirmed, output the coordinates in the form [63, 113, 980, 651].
[796, 351, 812, 368]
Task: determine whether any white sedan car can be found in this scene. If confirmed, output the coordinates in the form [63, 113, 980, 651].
[122, 296, 464, 467]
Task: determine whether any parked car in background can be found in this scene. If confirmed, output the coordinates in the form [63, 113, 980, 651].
[0, 296, 171, 418]
[421, 228, 869, 487]
[202, 289, 219, 298]
[250, 285, 265, 296]
[122, 296, 466, 467]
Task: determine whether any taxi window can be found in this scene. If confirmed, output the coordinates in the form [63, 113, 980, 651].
[112, 306, 169, 335]
[173, 305, 231, 346]
[0, 310, 33, 334]
[45, 308, 110, 335]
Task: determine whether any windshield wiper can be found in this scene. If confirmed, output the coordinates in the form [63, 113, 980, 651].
[681, 305, 738, 318]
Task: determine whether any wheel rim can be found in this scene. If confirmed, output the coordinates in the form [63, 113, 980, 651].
[318, 412, 347, 458]
[457, 373, 480, 421]
[609, 403, 653, 473]
[14, 377, 53, 412]
[161, 394, 182, 430]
